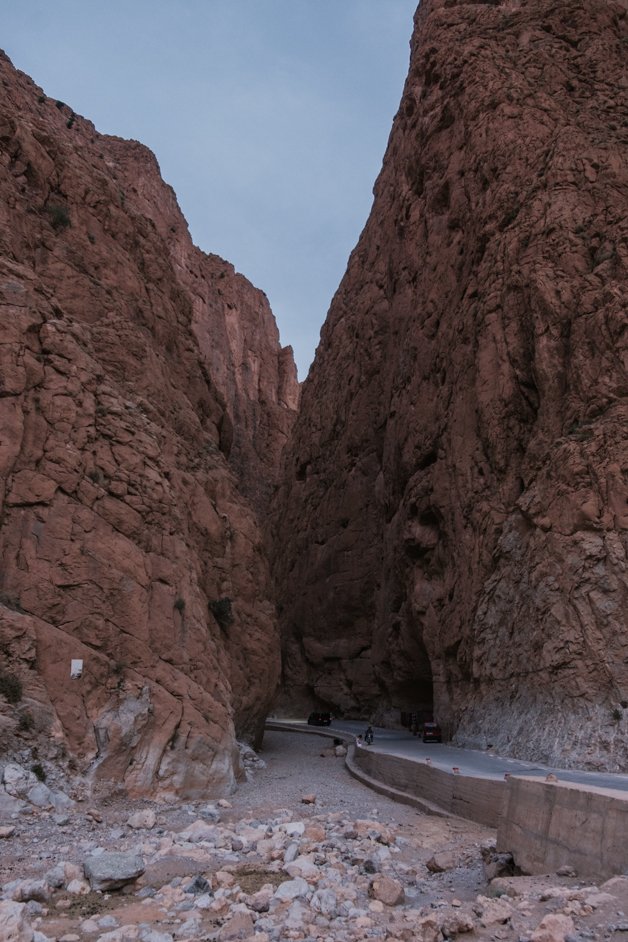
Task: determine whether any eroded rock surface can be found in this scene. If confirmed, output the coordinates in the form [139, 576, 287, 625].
[0, 50, 298, 795]
[274, 0, 628, 768]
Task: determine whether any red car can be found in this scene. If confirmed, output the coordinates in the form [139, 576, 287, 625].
[422, 722, 442, 743]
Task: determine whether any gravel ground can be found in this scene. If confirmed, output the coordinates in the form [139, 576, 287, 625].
[224, 729, 492, 904]
[3, 728, 628, 942]
[232, 730, 480, 834]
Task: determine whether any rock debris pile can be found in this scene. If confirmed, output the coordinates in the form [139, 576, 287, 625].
[1, 757, 628, 942]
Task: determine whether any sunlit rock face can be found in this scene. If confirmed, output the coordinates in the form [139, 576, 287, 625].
[0, 50, 298, 796]
[273, 0, 628, 769]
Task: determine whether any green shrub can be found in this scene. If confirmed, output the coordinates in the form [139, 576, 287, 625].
[31, 762, 46, 782]
[47, 204, 71, 231]
[18, 711, 34, 732]
[0, 671, 22, 704]
[174, 597, 185, 613]
[87, 467, 105, 485]
[209, 598, 233, 630]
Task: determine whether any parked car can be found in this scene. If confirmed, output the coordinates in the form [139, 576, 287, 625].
[307, 711, 332, 727]
[422, 721, 442, 743]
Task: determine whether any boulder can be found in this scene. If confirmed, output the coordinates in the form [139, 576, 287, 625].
[368, 876, 404, 906]
[530, 914, 575, 942]
[426, 851, 458, 873]
[127, 810, 156, 830]
[272, 877, 309, 902]
[83, 853, 145, 891]
[0, 901, 34, 942]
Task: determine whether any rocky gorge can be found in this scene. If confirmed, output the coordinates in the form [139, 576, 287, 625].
[273, 0, 628, 771]
[0, 0, 627, 820]
[0, 47, 298, 797]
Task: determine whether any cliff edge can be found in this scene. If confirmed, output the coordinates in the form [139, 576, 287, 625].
[274, 0, 628, 770]
[0, 50, 298, 796]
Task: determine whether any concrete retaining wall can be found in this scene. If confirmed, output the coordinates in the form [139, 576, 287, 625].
[266, 723, 628, 878]
[352, 744, 506, 828]
[497, 775, 628, 880]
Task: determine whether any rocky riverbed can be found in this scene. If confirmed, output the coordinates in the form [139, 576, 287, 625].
[1, 731, 628, 942]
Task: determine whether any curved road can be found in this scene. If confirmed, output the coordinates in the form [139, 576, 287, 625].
[276, 719, 628, 796]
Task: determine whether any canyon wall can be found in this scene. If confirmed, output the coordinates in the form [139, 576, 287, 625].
[274, 0, 628, 770]
[0, 51, 298, 796]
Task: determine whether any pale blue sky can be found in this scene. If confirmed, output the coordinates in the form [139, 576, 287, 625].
[1, 1, 417, 377]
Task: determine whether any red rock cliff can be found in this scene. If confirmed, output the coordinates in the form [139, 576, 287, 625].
[0, 51, 298, 796]
[274, 0, 628, 770]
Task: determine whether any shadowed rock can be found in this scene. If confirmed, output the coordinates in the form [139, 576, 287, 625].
[273, 0, 628, 771]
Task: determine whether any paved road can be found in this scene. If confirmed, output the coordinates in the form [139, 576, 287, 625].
[278, 719, 628, 795]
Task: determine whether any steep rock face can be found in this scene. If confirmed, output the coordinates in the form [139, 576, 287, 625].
[274, 0, 628, 769]
[0, 51, 297, 795]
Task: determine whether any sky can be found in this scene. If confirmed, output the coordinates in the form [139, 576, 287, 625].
[0, 1, 417, 378]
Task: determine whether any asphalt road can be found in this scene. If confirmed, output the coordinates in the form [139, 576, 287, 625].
[283, 719, 628, 795]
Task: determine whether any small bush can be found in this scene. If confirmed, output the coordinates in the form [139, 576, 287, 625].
[209, 597, 233, 630]
[66, 113, 75, 129]
[174, 597, 185, 613]
[612, 707, 623, 722]
[47, 204, 71, 231]
[18, 711, 35, 733]
[55, 100, 65, 110]
[0, 671, 22, 704]
[87, 468, 106, 486]
[31, 762, 46, 782]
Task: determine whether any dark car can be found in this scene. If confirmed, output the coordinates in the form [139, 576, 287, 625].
[307, 711, 332, 727]
[422, 721, 442, 743]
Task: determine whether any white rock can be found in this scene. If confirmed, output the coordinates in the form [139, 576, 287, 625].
[285, 855, 321, 883]
[284, 842, 299, 864]
[193, 894, 213, 910]
[0, 901, 34, 942]
[283, 822, 305, 837]
[3, 766, 37, 797]
[310, 888, 337, 916]
[0, 788, 25, 815]
[283, 901, 310, 930]
[66, 879, 90, 896]
[273, 877, 309, 902]
[138, 929, 174, 942]
[176, 820, 217, 844]
[79, 919, 99, 934]
[127, 810, 156, 830]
